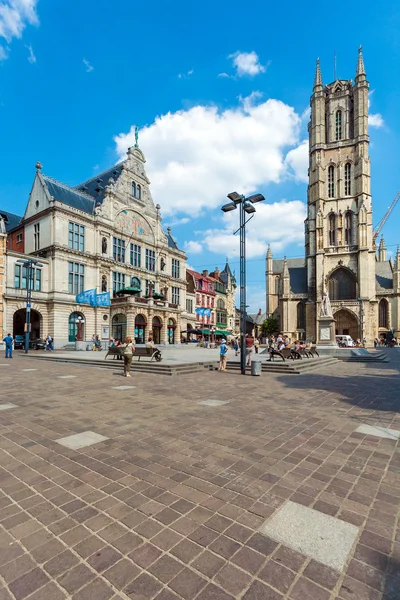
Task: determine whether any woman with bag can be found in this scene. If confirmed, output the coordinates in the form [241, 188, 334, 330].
[122, 336, 135, 377]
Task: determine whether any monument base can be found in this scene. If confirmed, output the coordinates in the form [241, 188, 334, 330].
[75, 341, 86, 351]
[317, 316, 337, 347]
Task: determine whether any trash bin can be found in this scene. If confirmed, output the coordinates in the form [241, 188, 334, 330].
[251, 360, 262, 376]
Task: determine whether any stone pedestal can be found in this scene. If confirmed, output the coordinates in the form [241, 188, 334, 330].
[75, 340, 86, 351]
[317, 316, 337, 348]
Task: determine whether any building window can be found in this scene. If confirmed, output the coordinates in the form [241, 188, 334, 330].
[344, 211, 353, 245]
[379, 299, 388, 329]
[196, 294, 200, 304]
[34, 222, 40, 250]
[172, 258, 180, 279]
[14, 264, 41, 290]
[137, 184, 141, 200]
[216, 310, 227, 324]
[130, 243, 141, 267]
[328, 165, 335, 198]
[336, 110, 342, 141]
[131, 182, 136, 197]
[16, 233, 23, 243]
[328, 268, 357, 300]
[275, 277, 280, 295]
[329, 213, 336, 245]
[172, 286, 180, 305]
[112, 272, 125, 296]
[68, 262, 85, 294]
[344, 163, 351, 195]
[131, 276, 141, 290]
[297, 302, 305, 329]
[113, 237, 125, 263]
[68, 222, 85, 252]
[145, 249, 156, 272]
[186, 298, 193, 313]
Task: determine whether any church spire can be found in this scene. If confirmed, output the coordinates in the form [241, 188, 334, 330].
[267, 244, 272, 259]
[395, 246, 400, 269]
[378, 236, 387, 262]
[313, 58, 323, 92]
[356, 45, 366, 81]
[282, 256, 289, 278]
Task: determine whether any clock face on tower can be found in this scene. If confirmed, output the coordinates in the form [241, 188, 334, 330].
[115, 210, 154, 243]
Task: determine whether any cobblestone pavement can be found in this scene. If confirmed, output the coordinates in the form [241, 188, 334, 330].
[0, 351, 399, 599]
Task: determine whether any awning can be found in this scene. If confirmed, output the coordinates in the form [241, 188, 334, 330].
[116, 286, 141, 296]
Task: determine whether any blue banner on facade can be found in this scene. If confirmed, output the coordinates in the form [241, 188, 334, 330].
[203, 308, 212, 317]
[95, 292, 111, 307]
[76, 290, 111, 307]
[76, 289, 96, 305]
[195, 307, 211, 318]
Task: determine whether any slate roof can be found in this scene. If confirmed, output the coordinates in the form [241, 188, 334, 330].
[248, 312, 267, 325]
[166, 231, 179, 250]
[0, 210, 22, 232]
[273, 258, 305, 273]
[75, 164, 124, 204]
[375, 260, 393, 292]
[44, 176, 95, 214]
[289, 267, 308, 294]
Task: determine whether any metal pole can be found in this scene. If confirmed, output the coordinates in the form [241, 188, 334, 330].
[240, 197, 246, 375]
[25, 262, 32, 354]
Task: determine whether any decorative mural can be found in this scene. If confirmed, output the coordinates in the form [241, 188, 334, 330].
[115, 210, 154, 242]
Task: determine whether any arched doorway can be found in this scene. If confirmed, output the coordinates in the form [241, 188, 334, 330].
[13, 308, 41, 339]
[68, 312, 85, 342]
[151, 316, 162, 344]
[112, 313, 127, 342]
[167, 318, 177, 344]
[379, 299, 389, 330]
[334, 309, 359, 340]
[328, 268, 357, 300]
[135, 314, 146, 344]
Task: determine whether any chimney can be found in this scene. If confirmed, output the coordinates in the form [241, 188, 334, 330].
[214, 267, 220, 278]
[202, 270, 208, 277]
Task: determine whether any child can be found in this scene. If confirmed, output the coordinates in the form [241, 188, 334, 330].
[219, 338, 228, 372]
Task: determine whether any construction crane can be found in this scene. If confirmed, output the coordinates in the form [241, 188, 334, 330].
[373, 189, 400, 244]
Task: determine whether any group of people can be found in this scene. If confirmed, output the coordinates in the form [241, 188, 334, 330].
[2, 333, 54, 357]
[218, 334, 261, 371]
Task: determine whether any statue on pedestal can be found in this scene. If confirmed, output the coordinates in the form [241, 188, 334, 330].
[320, 291, 333, 318]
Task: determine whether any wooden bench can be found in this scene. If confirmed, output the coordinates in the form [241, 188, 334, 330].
[105, 347, 123, 360]
[133, 347, 162, 362]
[309, 345, 319, 357]
[268, 347, 303, 362]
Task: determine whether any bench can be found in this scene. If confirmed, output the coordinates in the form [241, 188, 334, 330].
[309, 345, 319, 357]
[105, 347, 123, 360]
[133, 347, 162, 362]
[268, 347, 303, 362]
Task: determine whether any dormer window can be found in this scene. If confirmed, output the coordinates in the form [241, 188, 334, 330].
[335, 110, 342, 141]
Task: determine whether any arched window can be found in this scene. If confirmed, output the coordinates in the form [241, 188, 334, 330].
[328, 165, 335, 198]
[131, 182, 136, 197]
[329, 213, 336, 246]
[344, 163, 351, 195]
[328, 268, 357, 300]
[336, 110, 342, 141]
[217, 298, 225, 310]
[297, 302, 305, 330]
[137, 184, 142, 200]
[131, 276, 141, 290]
[379, 299, 388, 329]
[344, 211, 353, 245]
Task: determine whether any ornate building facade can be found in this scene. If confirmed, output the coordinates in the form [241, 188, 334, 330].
[266, 48, 400, 343]
[2, 143, 188, 347]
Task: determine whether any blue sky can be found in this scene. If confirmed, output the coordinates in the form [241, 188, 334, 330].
[1, 0, 399, 311]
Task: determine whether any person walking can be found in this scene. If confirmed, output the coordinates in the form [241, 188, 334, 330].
[218, 338, 228, 372]
[245, 333, 255, 367]
[122, 336, 135, 377]
[45, 334, 54, 352]
[254, 337, 260, 354]
[3, 333, 13, 358]
[233, 337, 239, 356]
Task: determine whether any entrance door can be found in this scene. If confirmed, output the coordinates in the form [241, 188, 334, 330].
[112, 314, 127, 342]
[135, 314, 146, 344]
[69, 312, 85, 342]
[152, 317, 162, 344]
[334, 310, 359, 340]
[167, 318, 176, 344]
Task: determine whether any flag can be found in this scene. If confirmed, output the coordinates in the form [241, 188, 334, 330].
[76, 289, 96, 305]
[95, 292, 111, 307]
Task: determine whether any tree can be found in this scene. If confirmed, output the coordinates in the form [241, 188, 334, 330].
[261, 317, 279, 337]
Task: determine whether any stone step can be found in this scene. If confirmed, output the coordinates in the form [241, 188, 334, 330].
[226, 357, 340, 375]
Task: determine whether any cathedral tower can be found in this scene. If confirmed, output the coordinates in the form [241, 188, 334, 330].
[305, 47, 376, 342]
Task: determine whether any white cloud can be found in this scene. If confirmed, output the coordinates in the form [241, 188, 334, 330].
[246, 286, 267, 314]
[228, 51, 266, 77]
[25, 42, 35, 63]
[184, 240, 203, 254]
[164, 216, 190, 227]
[83, 58, 94, 73]
[369, 113, 384, 128]
[217, 72, 231, 79]
[178, 69, 193, 79]
[114, 93, 302, 217]
[285, 139, 309, 183]
[200, 199, 306, 259]
[0, 45, 8, 60]
[0, 0, 38, 58]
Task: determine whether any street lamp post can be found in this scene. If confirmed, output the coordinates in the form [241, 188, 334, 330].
[221, 192, 265, 375]
[210, 326, 216, 347]
[75, 316, 84, 341]
[16, 259, 44, 354]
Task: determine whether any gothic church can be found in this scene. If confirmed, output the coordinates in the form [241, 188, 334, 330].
[266, 48, 400, 343]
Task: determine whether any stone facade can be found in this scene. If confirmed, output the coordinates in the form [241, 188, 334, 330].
[266, 49, 400, 343]
[2, 145, 187, 347]
[0, 216, 6, 340]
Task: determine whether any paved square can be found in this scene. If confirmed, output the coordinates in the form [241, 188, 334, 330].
[22, 368, 38, 371]
[355, 423, 400, 440]
[260, 500, 359, 571]
[56, 431, 109, 449]
[113, 385, 137, 390]
[57, 375, 77, 378]
[0, 403, 18, 411]
[199, 399, 229, 406]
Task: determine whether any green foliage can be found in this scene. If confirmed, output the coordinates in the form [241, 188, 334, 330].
[261, 317, 279, 336]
